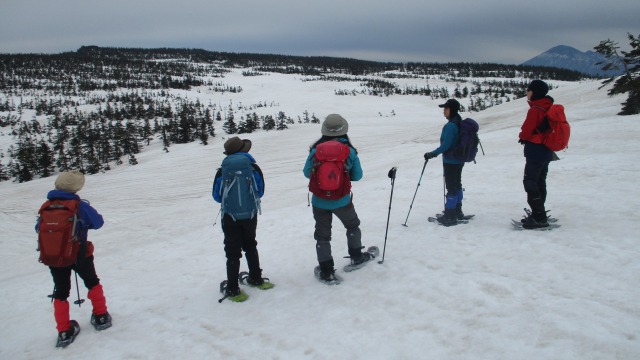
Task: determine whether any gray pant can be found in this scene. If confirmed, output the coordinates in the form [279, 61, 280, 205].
[312, 204, 362, 264]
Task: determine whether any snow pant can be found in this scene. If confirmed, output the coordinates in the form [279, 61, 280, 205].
[443, 163, 464, 211]
[50, 255, 108, 332]
[523, 158, 550, 220]
[312, 203, 362, 272]
[222, 214, 261, 291]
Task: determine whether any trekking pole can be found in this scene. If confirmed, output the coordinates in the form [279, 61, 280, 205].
[73, 271, 85, 307]
[379, 167, 397, 264]
[402, 160, 428, 227]
[442, 175, 446, 211]
[212, 208, 222, 227]
[47, 285, 56, 303]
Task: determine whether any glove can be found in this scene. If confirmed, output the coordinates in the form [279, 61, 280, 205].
[424, 152, 436, 160]
[518, 139, 525, 145]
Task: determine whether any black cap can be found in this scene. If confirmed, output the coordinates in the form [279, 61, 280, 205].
[438, 99, 461, 112]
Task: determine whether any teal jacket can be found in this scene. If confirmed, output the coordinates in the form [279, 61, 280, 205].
[430, 115, 464, 165]
[303, 138, 363, 210]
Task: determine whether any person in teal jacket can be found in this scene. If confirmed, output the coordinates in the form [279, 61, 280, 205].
[303, 114, 372, 283]
[425, 99, 466, 226]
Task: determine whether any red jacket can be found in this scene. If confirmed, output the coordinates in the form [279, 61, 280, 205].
[519, 97, 553, 144]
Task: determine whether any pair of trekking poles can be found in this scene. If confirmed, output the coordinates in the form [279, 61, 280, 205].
[379, 159, 430, 264]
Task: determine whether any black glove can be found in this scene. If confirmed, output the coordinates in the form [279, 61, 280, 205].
[424, 152, 436, 160]
[518, 139, 525, 145]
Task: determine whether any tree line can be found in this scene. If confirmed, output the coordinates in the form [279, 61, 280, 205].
[0, 45, 590, 183]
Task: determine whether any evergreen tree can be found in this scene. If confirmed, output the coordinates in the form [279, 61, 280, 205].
[262, 115, 276, 131]
[223, 112, 238, 134]
[36, 139, 55, 178]
[0, 154, 10, 182]
[276, 111, 288, 130]
[594, 33, 640, 115]
[204, 108, 215, 137]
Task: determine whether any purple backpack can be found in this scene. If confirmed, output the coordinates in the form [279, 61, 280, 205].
[447, 118, 480, 163]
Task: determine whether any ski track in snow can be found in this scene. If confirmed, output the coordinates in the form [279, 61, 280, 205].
[1, 73, 639, 359]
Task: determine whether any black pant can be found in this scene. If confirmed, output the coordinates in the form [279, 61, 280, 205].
[523, 159, 549, 202]
[523, 159, 550, 215]
[222, 214, 261, 290]
[50, 255, 100, 301]
[443, 163, 464, 194]
[443, 163, 464, 209]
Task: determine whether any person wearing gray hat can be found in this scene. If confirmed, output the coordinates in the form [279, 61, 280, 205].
[518, 80, 555, 229]
[303, 114, 378, 285]
[424, 99, 467, 226]
[35, 171, 112, 347]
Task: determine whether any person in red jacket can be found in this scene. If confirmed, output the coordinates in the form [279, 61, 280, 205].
[518, 80, 555, 229]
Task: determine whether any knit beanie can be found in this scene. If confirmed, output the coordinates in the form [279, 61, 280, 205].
[321, 114, 349, 136]
[224, 136, 252, 155]
[527, 80, 549, 100]
[55, 170, 85, 193]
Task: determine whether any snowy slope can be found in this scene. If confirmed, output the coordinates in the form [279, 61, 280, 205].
[1, 73, 639, 360]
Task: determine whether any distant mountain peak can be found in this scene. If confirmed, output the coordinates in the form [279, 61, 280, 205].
[522, 45, 623, 78]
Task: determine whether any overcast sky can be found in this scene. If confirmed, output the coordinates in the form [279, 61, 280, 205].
[1, 0, 638, 64]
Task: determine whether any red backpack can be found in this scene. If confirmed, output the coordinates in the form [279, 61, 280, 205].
[539, 104, 570, 151]
[309, 141, 352, 200]
[37, 199, 80, 267]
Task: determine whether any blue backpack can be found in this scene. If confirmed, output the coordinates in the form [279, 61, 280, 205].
[220, 154, 261, 220]
[447, 118, 480, 163]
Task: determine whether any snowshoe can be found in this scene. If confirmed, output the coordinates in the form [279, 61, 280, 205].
[56, 320, 80, 348]
[314, 266, 342, 285]
[90, 312, 112, 331]
[436, 213, 475, 221]
[511, 219, 560, 231]
[520, 208, 557, 224]
[218, 280, 248, 303]
[428, 216, 468, 225]
[343, 246, 379, 272]
[238, 271, 275, 290]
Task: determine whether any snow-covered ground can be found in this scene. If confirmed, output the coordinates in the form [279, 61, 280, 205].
[1, 72, 639, 359]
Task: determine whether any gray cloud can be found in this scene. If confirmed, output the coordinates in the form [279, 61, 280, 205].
[1, 0, 638, 64]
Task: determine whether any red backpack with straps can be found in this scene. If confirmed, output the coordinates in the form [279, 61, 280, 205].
[538, 104, 571, 151]
[37, 199, 80, 267]
[309, 141, 352, 200]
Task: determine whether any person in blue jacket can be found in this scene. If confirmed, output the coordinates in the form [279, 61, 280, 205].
[303, 114, 373, 283]
[35, 170, 111, 347]
[424, 99, 466, 226]
[212, 137, 272, 302]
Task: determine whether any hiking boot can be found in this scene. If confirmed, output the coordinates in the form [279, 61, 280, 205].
[437, 208, 458, 226]
[521, 216, 549, 229]
[225, 287, 249, 302]
[344, 246, 379, 272]
[239, 271, 275, 290]
[56, 320, 80, 348]
[90, 312, 112, 331]
[314, 266, 342, 285]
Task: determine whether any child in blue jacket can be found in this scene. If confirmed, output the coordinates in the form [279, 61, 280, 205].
[212, 137, 272, 302]
[35, 170, 111, 347]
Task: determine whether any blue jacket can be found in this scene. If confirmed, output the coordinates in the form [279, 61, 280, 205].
[212, 152, 265, 203]
[430, 115, 464, 165]
[35, 190, 104, 243]
[303, 138, 363, 210]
